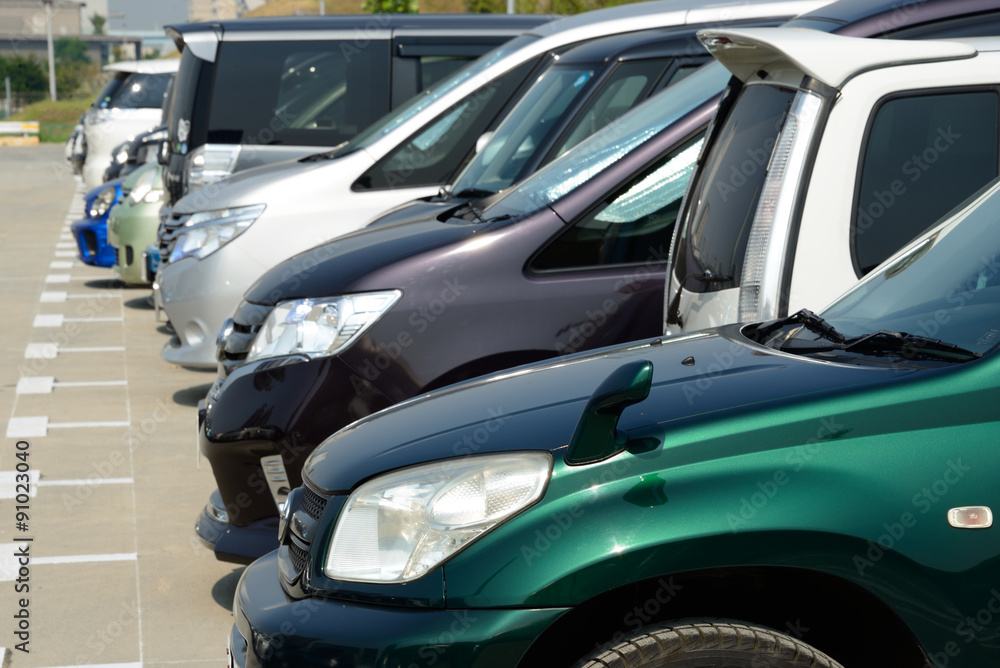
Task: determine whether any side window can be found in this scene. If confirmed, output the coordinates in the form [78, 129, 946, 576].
[550, 59, 673, 161]
[208, 40, 390, 147]
[355, 60, 533, 190]
[531, 133, 705, 272]
[420, 56, 476, 90]
[853, 90, 999, 275]
[110, 73, 172, 110]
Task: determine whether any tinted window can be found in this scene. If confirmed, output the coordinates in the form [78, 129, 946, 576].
[109, 72, 172, 110]
[672, 83, 795, 293]
[853, 90, 999, 275]
[420, 56, 476, 90]
[94, 73, 127, 109]
[207, 40, 390, 146]
[453, 64, 598, 196]
[551, 59, 672, 161]
[532, 134, 704, 272]
[355, 61, 533, 190]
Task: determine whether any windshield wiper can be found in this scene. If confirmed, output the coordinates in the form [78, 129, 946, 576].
[300, 141, 350, 162]
[452, 187, 496, 199]
[842, 330, 982, 362]
[752, 309, 846, 345]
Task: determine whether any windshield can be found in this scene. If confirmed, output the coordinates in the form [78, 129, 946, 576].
[798, 178, 1000, 357]
[451, 63, 596, 196]
[480, 61, 730, 219]
[334, 34, 539, 158]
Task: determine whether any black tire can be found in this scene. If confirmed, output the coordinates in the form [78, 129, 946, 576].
[575, 618, 845, 668]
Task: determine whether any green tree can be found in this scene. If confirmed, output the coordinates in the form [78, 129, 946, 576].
[55, 38, 91, 64]
[90, 13, 106, 35]
[362, 0, 417, 12]
[0, 54, 48, 92]
[142, 48, 162, 60]
[465, 0, 504, 11]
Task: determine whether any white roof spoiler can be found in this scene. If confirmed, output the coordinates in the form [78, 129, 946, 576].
[697, 27, 976, 88]
[103, 59, 180, 75]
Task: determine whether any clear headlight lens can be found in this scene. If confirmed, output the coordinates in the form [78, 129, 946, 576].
[89, 186, 117, 219]
[186, 144, 242, 191]
[247, 291, 401, 362]
[127, 167, 165, 206]
[168, 204, 265, 263]
[325, 452, 551, 583]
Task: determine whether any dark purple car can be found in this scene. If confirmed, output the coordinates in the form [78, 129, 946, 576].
[197, 0, 1000, 563]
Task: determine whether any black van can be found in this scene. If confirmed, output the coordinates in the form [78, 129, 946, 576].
[162, 14, 552, 205]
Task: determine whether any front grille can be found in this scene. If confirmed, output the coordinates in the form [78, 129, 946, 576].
[289, 542, 308, 573]
[218, 300, 273, 376]
[302, 487, 328, 521]
[82, 230, 98, 257]
[156, 212, 188, 268]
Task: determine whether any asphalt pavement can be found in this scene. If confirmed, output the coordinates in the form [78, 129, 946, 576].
[0, 145, 240, 668]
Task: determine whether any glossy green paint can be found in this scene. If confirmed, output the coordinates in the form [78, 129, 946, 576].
[107, 163, 164, 286]
[442, 351, 1000, 661]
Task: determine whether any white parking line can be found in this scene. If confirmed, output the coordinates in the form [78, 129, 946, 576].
[0, 546, 138, 581]
[0, 471, 40, 498]
[6, 416, 47, 438]
[37, 478, 133, 487]
[6, 417, 129, 437]
[24, 343, 126, 359]
[15, 378, 128, 394]
[44, 274, 71, 283]
[40, 291, 67, 303]
[49, 261, 74, 269]
[54, 250, 76, 258]
[55, 242, 75, 249]
[38, 664, 141, 668]
[32, 314, 124, 327]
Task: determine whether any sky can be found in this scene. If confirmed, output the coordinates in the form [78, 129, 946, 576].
[105, 0, 190, 32]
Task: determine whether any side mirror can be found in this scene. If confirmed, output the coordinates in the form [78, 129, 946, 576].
[475, 131, 494, 155]
[565, 360, 653, 465]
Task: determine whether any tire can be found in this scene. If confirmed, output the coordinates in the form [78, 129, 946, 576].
[574, 618, 845, 668]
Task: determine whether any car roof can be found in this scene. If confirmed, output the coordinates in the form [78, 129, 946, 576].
[527, 0, 831, 39]
[557, 18, 786, 65]
[699, 27, 980, 87]
[792, 0, 997, 35]
[103, 59, 180, 74]
[165, 14, 554, 50]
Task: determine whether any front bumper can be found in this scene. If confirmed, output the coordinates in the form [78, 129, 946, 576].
[231, 551, 568, 668]
[195, 489, 280, 564]
[198, 355, 393, 561]
[109, 199, 161, 286]
[71, 217, 115, 267]
[159, 249, 266, 368]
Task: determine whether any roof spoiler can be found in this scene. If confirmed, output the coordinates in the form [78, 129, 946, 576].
[697, 27, 976, 88]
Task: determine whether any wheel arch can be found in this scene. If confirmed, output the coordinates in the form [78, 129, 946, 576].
[517, 565, 931, 668]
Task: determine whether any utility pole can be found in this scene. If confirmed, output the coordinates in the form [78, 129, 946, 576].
[43, 0, 57, 101]
[320, 0, 325, 14]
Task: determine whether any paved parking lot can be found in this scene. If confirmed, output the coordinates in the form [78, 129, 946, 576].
[0, 145, 239, 668]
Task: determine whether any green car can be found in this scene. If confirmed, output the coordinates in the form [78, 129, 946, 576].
[229, 176, 1000, 667]
[107, 162, 166, 286]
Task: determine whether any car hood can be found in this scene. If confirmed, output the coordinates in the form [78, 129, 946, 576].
[365, 196, 470, 229]
[244, 213, 488, 304]
[303, 325, 916, 493]
[172, 151, 371, 214]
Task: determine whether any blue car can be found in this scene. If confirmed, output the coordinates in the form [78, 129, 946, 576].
[71, 178, 124, 267]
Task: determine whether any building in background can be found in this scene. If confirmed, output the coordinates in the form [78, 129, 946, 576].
[0, 0, 139, 64]
[189, 0, 267, 21]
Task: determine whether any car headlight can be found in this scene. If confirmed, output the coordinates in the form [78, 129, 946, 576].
[168, 204, 266, 263]
[89, 186, 117, 219]
[325, 452, 551, 583]
[127, 167, 165, 206]
[247, 291, 401, 362]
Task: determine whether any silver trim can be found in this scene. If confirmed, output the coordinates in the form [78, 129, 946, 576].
[225, 30, 389, 42]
